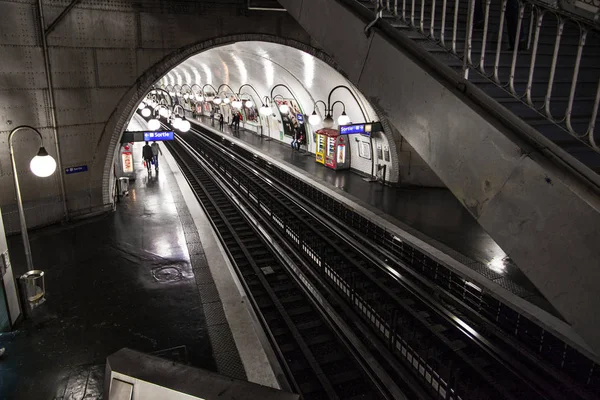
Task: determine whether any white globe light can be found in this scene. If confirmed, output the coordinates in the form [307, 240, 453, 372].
[245, 100, 254, 108]
[232, 100, 242, 109]
[169, 91, 175, 97]
[173, 117, 182, 129]
[196, 94, 202, 101]
[259, 106, 271, 116]
[30, 148, 57, 178]
[159, 108, 169, 117]
[308, 112, 321, 126]
[179, 120, 191, 132]
[213, 97, 222, 105]
[141, 107, 151, 118]
[338, 112, 351, 126]
[323, 115, 334, 129]
[223, 97, 230, 104]
[183, 93, 189, 100]
[279, 104, 289, 114]
[148, 118, 161, 131]
[138, 102, 146, 110]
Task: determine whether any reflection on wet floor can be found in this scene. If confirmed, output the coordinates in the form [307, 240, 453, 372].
[195, 116, 557, 315]
[0, 152, 219, 399]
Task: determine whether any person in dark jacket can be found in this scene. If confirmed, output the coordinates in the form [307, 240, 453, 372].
[142, 141, 153, 173]
[219, 114, 224, 130]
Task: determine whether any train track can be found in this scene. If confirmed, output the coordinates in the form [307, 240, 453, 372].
[160, 119, 597, 400]
[165, 136, 405, 399]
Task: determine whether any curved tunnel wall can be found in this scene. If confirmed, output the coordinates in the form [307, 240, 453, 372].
[156, 42, 395, 180]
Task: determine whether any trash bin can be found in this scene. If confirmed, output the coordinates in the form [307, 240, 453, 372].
[118, 177, 129, 195]
[19, 270, 46, 312]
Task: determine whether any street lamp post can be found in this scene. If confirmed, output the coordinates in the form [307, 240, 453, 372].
[8, 126, 58, 272]
[237, 84, 267, 137]
[309, 85, 379, 181]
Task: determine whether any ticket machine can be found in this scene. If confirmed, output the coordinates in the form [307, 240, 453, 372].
[315, 129, 350, 170]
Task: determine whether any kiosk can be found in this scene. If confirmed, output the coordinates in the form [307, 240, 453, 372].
[315, 129, 350, 170]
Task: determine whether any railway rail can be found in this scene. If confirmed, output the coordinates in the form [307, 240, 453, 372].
[157, 117, 598, 400]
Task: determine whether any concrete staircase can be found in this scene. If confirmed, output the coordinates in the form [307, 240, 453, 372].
[358, 0, 600, 173]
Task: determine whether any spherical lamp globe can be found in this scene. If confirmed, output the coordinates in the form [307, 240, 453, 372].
[245, 100, 254, 108]
[138, 102, 146, 110]
[308, 112, 321, 126]
[179, 120, 191, 132]
[30, 147, 57, 178]
[323, 115, 334, 129]
[259, 105, 271, 116]
[148, 118, 161, 131]
[213, 97, 222, 105]
[141, 108, 152, 118]
[172, 117, 182, 130]
[337, 112, 351, 126]
[279, 103, 289, 114]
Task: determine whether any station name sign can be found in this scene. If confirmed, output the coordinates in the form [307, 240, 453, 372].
[339, 122, 383, 137]
[144, 131, 174, 141]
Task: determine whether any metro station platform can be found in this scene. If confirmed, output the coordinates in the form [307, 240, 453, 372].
[0, 132, 279, 398]
[191, 115, 557, 315]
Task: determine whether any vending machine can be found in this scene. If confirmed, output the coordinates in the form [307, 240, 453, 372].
[315, 129, 350, 170]
[315, 131, 326, 164]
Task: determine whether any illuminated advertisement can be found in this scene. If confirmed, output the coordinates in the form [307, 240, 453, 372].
[122, 152, 133, 173]
[337, 144, 346, 164]
[274, 98, 303, 138]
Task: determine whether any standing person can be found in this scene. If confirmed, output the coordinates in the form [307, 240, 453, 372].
[291, 129, 300, 151]
[234, 113, 241, 131]
[151, 141, 162, 171]
[210, 110, 215, 125]
[142, 141, 153, 174]
[219, 114, 224, 131]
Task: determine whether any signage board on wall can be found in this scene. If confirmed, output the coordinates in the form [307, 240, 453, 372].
[296, 113, 304, 124]
[339, 122, 383, 137]
[65, 165, 88, 175]
[143, 131, 174, 141]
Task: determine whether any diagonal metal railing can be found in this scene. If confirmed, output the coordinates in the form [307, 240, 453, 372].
[371, 0, 600, 151]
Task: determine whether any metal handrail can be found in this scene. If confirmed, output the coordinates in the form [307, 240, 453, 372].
[373, 0, 600, 151]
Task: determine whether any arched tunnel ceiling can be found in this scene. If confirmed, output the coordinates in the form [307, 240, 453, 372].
[159, 42, 379, 126]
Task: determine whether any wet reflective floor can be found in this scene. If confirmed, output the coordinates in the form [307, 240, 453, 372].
[0, 152, 232, 399]
[198, 116, 557, 315]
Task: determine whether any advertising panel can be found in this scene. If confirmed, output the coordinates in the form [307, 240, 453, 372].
[122, 152, 133, 173]
[274, 98, 303, 138]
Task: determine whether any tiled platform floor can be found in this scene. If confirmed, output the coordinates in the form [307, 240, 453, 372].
[0, 144, 244, 399]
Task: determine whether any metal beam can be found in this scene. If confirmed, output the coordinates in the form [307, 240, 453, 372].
[45, 0, 81, 36]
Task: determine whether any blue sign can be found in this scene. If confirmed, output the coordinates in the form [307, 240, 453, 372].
[296, 113, 304, 124]
[339, 124, 366, 135]
[65, 165, 88, 175]
[144, 131, 174, 141]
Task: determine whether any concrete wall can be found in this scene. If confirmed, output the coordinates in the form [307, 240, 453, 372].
[277, 0, 600, 353]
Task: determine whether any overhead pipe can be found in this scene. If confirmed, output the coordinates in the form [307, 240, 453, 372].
[37, 0, 69, 221]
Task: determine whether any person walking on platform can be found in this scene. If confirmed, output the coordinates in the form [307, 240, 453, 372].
[234, 113, 241, 131]
[219, 114, 224, 131]
[142, 141, 153, 174]
[151, 141, 162, 171]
